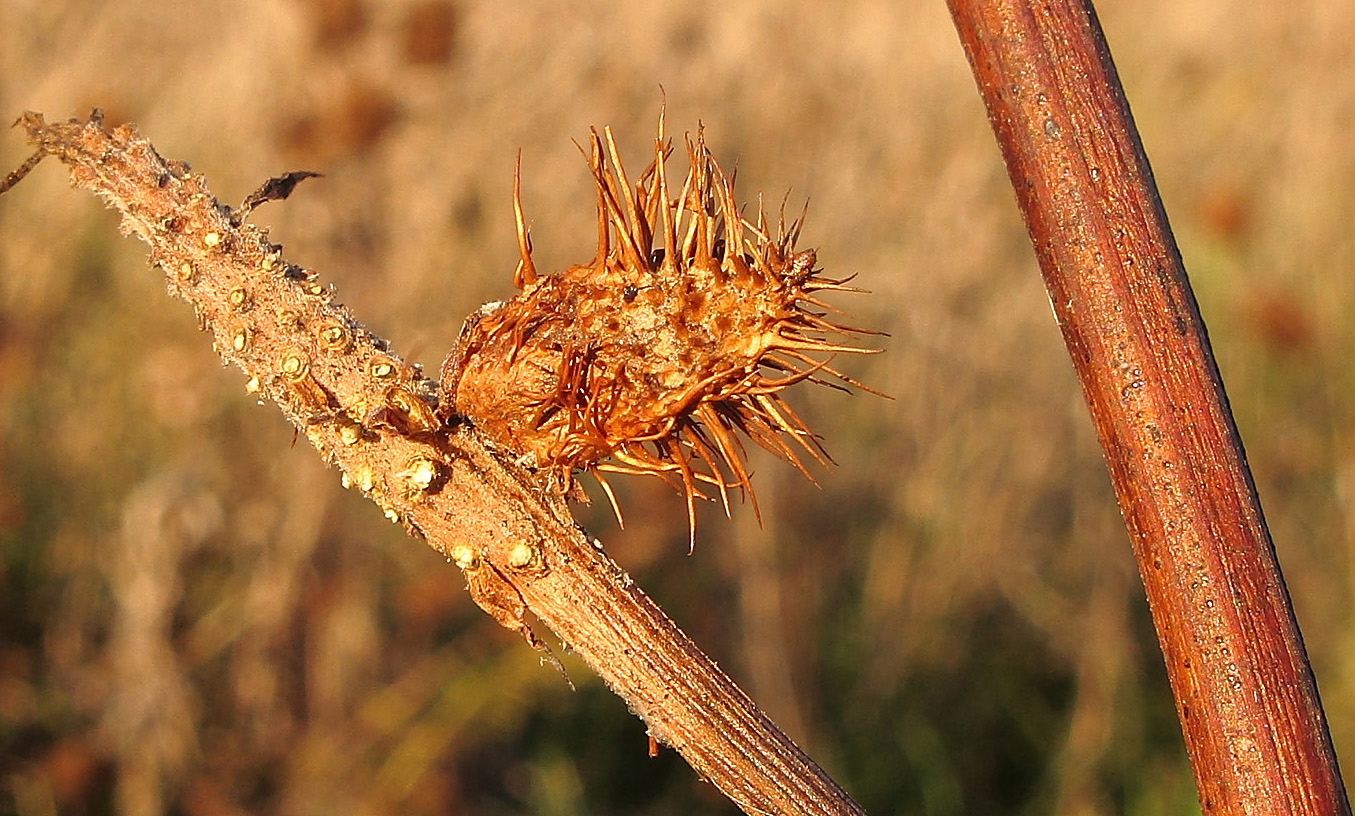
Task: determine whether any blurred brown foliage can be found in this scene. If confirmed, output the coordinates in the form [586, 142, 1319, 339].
[0, 1, 1352, 814]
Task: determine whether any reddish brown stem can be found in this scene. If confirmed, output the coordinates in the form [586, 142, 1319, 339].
[945, 1, 1350, 812]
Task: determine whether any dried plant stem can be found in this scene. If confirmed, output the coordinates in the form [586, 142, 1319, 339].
[946, 1, 1351, 812]
[7, 112, 864, 816]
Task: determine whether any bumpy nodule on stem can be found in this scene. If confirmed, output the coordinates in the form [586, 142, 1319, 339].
[440, 115, 883, 546]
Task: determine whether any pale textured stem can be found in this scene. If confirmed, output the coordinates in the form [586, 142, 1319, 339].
[7, 111, 865, 816]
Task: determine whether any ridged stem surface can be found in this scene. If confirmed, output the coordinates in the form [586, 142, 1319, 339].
[945, 1, 1351, 812]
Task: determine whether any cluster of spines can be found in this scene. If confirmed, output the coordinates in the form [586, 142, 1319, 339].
[451, 114, 882, 546]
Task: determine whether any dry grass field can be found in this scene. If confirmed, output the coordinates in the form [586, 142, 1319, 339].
[1, 1, 1352, 814]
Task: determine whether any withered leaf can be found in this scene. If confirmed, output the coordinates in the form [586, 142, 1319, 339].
[237, 170, 322, 220]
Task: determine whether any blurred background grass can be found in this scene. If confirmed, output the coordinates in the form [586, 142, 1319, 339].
[0, 1, 1352, 814]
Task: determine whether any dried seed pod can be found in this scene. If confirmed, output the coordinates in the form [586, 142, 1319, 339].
[441, 115, 881, 543]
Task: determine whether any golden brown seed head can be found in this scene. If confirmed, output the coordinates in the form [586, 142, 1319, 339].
[442, 118, 879, 538]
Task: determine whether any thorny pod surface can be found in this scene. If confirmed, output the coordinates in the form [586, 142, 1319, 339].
[440, 115, 883, 545]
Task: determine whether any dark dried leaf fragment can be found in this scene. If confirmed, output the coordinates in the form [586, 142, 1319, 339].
[237, 170, 322, 220]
